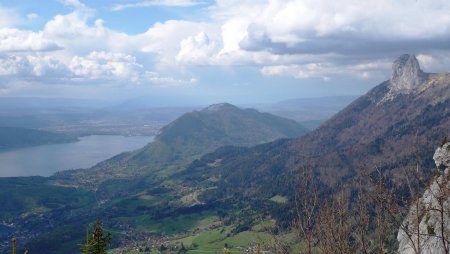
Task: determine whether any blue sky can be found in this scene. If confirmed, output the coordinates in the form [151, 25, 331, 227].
[0, 0, 449, 105]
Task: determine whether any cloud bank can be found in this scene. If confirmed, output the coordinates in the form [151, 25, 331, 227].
[1, 0, 450, 94]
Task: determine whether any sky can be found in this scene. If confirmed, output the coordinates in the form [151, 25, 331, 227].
[0, 0, 449, 106]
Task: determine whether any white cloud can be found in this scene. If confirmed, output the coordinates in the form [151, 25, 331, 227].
[2, 0, 450, 88]
[261, 60, 389, 80]
[139, 20, 217, 65]
[219, 19, 249, 55]
[0, 55, 67, 77]
[0, 56, 31, 76]
[44, 11, 99, 41]
[59, 0, 89, 10]
[201, 0, 450, 79]
[233, 0, 450, 55]
[112, 0, 205, 11]
[0, 50, 198, 87]
[0, 4, 204, 88]
[0, 28, 61, 52]
[68, 51, 197, 85]
[69, 51, 141, 82]
[42, 11, 134, 57]
[176, 32, 217, 64]
[27, 55, 69, 77]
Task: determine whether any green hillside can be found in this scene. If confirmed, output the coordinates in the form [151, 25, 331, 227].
[57, 103, 308, 186]
[135, 103, 307, 166]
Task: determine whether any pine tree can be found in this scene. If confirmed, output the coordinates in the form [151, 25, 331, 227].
[81, 220, 112, 254]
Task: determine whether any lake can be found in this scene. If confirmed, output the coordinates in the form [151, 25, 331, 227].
[0, 135, 153, 177]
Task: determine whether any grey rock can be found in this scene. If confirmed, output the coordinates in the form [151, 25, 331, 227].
[379, 54, 427, 104]
[397, 142, 450, 254]
[433, 143, 450, 168]
[391, 54, 426, 92]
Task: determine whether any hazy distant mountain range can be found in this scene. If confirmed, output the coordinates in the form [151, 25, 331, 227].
[0, 95, 355, 136]
[255, 95, 358, 129]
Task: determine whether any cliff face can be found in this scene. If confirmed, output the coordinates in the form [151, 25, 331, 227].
[391, 54, 426, 93]
[380, 54, 427, 103]
[397, 142, 450, 254]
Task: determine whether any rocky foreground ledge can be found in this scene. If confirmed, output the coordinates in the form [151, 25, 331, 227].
[397, 142, 450, 254]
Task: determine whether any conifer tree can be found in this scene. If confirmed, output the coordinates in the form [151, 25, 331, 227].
[81, 220, 112, 254]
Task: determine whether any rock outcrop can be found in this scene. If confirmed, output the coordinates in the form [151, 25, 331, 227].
[397, 142, 450, 254]
[391, 54, 426, 92]
[380, 54, 427, 103]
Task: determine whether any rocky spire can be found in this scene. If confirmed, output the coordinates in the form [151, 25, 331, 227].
[390, 54, 426, 92]
[378, 54, 428, 104]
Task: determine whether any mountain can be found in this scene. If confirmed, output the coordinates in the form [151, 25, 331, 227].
[290, 54, 450, 184]
[0, 127, 77, 150]
[257, 95, 358, 129]
[179, 54, 450, 205]
[137, 103, 308, 164]
[1, 103, 308, 253]
[5, 54, 450, 254]
[56, 103, 309, 185]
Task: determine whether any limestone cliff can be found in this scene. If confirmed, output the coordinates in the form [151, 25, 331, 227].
[391, 54, 426, 92]
[380, 54, 427, 103]
[397, 142, 450, 254]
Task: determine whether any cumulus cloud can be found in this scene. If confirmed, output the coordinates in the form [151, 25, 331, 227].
[44, 12, 102, 45]
[69, 51, 141, 82]
[0, 28, 61, 52]
[235, 0, 450, 56]
[0, 54, 68, 77]
[139, 20, 217, 65]
[3, 0, 450, 87]
[0, 56, 32, 76]
[0, 9, 201, 86]
[0, 50, 198, 87]
[171, 0, 450, 71]
[176, 32, 217, 64]
[193, 0, 450, 79]
[111, 0, 205, 11]
[68, 51, 197, 85]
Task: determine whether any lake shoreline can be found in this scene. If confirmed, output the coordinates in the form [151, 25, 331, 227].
[0, 135, 154, 178]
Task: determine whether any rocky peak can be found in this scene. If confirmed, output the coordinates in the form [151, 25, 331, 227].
[390, 54, 426, 92]
[379, 54, 427, 104]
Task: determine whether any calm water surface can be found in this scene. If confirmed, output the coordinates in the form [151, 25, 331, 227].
[0, 135, 153, 177]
